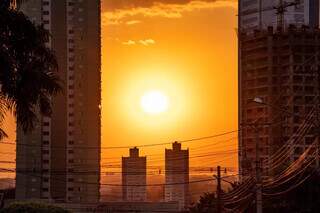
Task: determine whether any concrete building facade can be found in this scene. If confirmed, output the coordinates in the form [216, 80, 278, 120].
[165, 142, 189, 210]
[239, 26, 320, 178]
[239, 0, 319, 31]
[16, 0, 101, 203]
[122, 148, 147, 202]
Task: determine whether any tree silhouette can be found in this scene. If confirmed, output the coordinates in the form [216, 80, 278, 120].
[0, 202, 70, 213]
[0, 0, 61, 138]
[189, 193, 217, 213]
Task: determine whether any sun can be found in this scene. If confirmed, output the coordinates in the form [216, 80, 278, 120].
[140, 90, 169, 115]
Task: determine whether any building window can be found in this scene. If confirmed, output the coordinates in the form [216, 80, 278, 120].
[43, 150, 49, 154]
[42, 131, 49, 136]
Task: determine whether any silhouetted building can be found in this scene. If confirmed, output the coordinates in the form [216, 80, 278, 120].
[239, 26, 320, 178]
[239, 0, 319, 30]
[122, 148, 147, 201]
[165, 142, 189, 210]
[16, 0, 101, 203]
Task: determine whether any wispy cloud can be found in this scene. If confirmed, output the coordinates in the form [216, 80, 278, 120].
[126, 20, 142, 25]
[102, 0, 237, 26]
[139, 39, 156, 46]
[122, 40, 136, 45]
[122, 39, 156, 46]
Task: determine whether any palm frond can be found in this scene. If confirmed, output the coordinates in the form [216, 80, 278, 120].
[0, 128, 8, 140]
[0, 3, 61, 133]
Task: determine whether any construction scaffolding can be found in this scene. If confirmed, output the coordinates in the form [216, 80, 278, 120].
[239, 25, 320, 179]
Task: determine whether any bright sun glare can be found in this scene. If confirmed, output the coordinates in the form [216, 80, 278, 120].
[140, 91, 169, 115]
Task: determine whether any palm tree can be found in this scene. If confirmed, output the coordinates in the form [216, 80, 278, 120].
[0, 0, 61, 138]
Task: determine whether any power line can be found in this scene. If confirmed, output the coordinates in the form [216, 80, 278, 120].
[0, 136, 238, 163]
[1, 168, 216, 187]
[0, 130, 239, 150]
[262, 171, 316, 196]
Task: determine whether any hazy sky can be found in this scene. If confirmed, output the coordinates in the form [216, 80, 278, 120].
[0, 0, 238, 178]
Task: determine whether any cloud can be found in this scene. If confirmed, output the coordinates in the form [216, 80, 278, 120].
[121, 39, 156, 46]
[126, 20, 142, 25]
[139, 39, 156, 46]
[102, 0, 237, 26]
[104, 0, 197, 11]
[122, 40, 136, 45]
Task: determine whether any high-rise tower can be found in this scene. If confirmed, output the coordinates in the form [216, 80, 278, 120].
[16, 0, 101, 203]
[122, 147, 147, 201]
[165, 142, 189, 210]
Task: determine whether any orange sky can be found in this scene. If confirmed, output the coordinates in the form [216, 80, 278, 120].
[101, 0, 238, 171]
[0, 0, 238, 179]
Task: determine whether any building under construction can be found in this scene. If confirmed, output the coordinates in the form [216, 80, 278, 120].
[239, 25, 320, 178]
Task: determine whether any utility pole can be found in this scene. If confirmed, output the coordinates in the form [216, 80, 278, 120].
[255, 127, 263, 213]
[216, 166, 222, 213]
[316, 54, 320, 168]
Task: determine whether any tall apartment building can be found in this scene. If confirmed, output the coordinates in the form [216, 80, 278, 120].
[165, 142, 189, 210]
[122, 147, 147, 201]
[16, 0, 101, 203]
[239, 26, 320, 178]
[239, 0, 319, 30]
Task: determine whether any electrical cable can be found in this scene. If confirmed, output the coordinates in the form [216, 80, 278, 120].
[0, 130, 239, 150]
